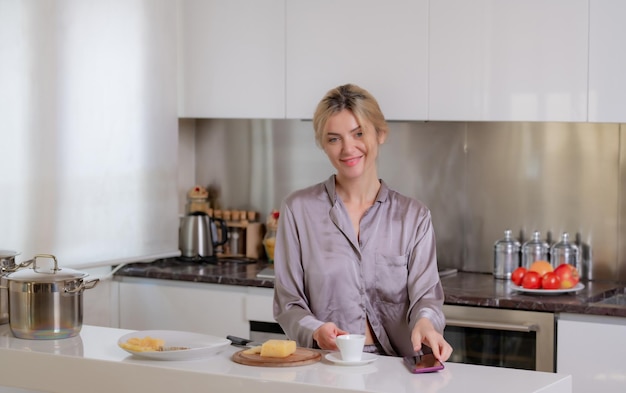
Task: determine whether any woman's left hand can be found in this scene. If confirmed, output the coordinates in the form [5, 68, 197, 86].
[411, 318, 453, 362]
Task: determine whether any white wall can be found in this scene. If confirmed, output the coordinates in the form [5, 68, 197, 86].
[0, 0, 180, 270]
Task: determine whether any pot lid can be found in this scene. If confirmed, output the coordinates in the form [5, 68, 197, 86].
[5, 254, 88, 283]
[0, 250, 20, 258]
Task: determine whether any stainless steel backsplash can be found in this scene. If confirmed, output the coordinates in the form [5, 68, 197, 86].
[182, 119, 625, 282]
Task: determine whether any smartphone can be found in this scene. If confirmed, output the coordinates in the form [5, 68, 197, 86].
[403, 353, 445, 374]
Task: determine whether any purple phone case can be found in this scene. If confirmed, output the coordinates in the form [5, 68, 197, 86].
[403, 355, 445, 373]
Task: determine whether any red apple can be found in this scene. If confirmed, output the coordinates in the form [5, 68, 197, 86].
[541, 272, 562, 290]
[554, 263, 580, 289]
[522, 271, 542, 289]
[511, 267, 527, 286]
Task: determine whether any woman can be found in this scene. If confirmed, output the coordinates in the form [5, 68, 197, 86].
[272, 84, 452, 362]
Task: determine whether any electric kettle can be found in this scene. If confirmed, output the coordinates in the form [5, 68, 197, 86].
[179, 212, 228, 258]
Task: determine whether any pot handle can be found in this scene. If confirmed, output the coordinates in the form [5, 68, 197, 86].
[65, 278, 100, 294]
[1, 258, 34, 273]
[33, 254, 60, 271]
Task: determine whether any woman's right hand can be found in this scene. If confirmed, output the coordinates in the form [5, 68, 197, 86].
[313, 322, 348, 350]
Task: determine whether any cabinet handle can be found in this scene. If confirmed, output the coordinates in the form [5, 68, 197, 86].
[446, 318, 538, 333]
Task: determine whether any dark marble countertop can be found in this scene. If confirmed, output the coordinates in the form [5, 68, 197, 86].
[114, 257, 277, 288]
[439, 271, 626, 317]
[114, 257, 626, 318]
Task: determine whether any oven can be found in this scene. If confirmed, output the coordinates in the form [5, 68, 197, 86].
[249, 320, 287, 342]
[443, 305, 555, 372]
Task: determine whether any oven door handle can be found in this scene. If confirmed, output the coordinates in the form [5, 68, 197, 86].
[446, 318, 538, 333]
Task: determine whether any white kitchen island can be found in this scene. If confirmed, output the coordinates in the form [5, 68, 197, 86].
[0, 325, 571, 393]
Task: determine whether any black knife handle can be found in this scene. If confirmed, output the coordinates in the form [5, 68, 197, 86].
[226, 335, 253, 346]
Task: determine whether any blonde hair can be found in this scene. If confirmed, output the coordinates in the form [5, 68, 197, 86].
[312, 84, 388, 148]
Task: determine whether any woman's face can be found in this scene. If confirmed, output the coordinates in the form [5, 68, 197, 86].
[321, 109, 385, 181]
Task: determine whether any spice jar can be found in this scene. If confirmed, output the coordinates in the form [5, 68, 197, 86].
[493, 229, 521, 279]
[229, 227, 243, 256]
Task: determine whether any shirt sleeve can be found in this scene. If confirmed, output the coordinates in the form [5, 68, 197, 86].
[406, 209, 446, 333]
[272, 201, 324, 348]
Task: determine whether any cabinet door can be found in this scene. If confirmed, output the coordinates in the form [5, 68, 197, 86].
[286, 0, 428, 120]
[245, 287, 275, 323]
[178, 0, 285, 118]
[558, 313, 626, 393]
[589, 0, 626, 122]
[430, 0, 588, 122]
[119, 279, 249, 339]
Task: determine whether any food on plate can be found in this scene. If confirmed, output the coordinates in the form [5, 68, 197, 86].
[243, 345, 262, 355]
[511, 267, 527, 286]
[521, 271, 542, 289]
[554, 263, 580, 289]
[259, 339, 297, 358]
[119, 336, 165, 352]
[119, 336, 190, 352]
[541, 272, 562, 290]
[529, 260, 553, 277]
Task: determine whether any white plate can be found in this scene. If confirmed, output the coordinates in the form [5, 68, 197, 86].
[511, 282, 584, 295]
[117, 330, 231, 361]
[325, 352, 377, 366]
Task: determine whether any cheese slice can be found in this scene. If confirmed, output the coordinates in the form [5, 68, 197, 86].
[242, 345, 262, 355]
[260, 339, 297, 358]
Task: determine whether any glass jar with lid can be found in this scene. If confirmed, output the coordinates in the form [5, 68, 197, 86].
[493, 229, 521, 279]
[185, 185, 209, 214]
[263, 225, 277, 264]
[263, 210, 280, 264]
[550, 232, 580, 270]
[521, 231, 550, 269]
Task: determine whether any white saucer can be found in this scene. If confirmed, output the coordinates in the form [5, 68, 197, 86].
[325, 352, 377, 366]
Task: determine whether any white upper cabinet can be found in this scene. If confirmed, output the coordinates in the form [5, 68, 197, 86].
[285, 0, 428, 120]
[178, 0, 285, 119]
[429, 0, 588, 122]
[589, 0, 626, 123]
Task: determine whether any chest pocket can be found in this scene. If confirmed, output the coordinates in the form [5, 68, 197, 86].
[374, 253, 409, 304]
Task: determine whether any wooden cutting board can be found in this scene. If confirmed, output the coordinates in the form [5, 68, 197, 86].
[232, 347, 321, 367]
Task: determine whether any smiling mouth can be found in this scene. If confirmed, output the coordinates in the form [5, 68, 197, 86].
[341, 156, 361, 167]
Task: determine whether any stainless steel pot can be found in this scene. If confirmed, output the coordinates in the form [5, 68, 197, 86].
[5, 254, 99, 339]
[1, 250, 25, 325]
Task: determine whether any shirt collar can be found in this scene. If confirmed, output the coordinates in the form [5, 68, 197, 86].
[323, 174, 389, 205]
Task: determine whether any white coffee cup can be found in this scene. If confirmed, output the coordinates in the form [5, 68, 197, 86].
[336, 334, 366, 362]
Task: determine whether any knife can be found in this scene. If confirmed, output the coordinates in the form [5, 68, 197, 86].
[226, 335, 263, 347]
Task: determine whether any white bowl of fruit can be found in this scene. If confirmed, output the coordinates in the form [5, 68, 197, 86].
[510, 261, 583, 294]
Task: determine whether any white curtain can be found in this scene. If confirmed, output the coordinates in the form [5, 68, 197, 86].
[0, 0, 179, 268]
